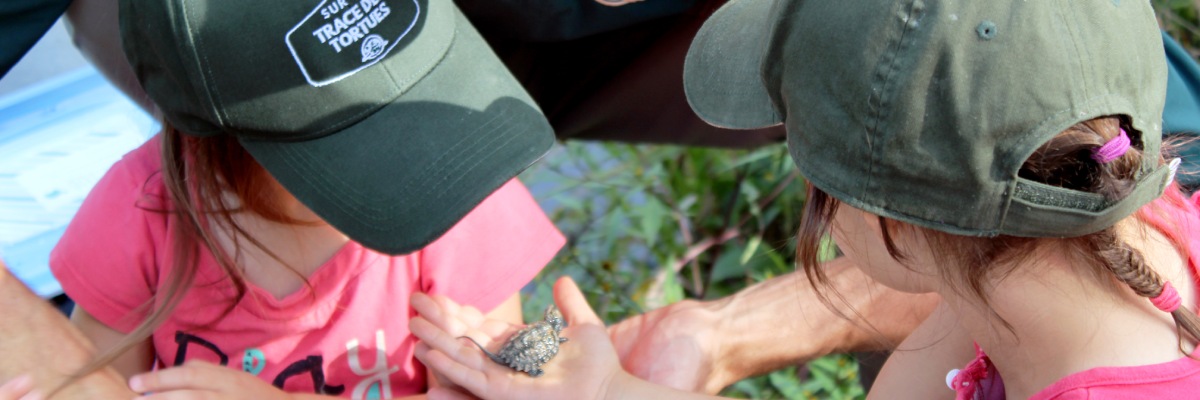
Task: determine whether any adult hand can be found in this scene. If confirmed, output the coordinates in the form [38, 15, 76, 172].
[410, 277, 627, 400]
[0, 375, 40, 400]
[128, 361, 295, 399]
[608, 300, 728, 394]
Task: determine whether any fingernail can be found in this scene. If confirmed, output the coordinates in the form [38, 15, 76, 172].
[9, 374, 32, 388]
[128, 375, 145, 392]
[19, 390, 44, 400]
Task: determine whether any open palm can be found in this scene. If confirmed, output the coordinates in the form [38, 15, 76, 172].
[410, 277, 628, 400]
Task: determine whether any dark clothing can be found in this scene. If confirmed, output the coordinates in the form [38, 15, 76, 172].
[461, 0, 785, 148]
[0, 0, 73, 78]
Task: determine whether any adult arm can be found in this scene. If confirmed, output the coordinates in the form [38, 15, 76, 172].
[609, 256, 939, 393]
[0, 263, 135, 398]
[68, 307, 154, 379]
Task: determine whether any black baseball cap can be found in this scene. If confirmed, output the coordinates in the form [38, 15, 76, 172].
[120, 0, 555, 254]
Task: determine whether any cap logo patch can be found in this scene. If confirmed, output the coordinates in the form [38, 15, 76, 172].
[286, 0, 420, 87]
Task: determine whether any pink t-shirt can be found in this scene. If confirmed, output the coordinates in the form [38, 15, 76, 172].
[50, 137, 565, 398]
[952, 187, 1200, 400]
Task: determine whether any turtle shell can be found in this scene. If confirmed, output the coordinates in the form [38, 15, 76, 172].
[497, 323, 561, 373]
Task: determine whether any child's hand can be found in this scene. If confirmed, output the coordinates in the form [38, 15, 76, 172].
[410, 277, 628, 400]
[128, 361, 295, 399]
[0, 375, 40, 400]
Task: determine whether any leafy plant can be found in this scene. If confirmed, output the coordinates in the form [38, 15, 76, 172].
[519, 142, 862, 399]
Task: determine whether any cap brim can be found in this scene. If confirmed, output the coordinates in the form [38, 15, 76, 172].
[683, 0, 781, 129]
[241, 8, 554, 255]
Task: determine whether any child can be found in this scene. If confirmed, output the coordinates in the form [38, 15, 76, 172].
[407, 0, 1200, 399]
[33, 0, 564, 398]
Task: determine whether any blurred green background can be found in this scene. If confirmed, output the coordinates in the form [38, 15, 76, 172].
[516, 3, 1200, 399]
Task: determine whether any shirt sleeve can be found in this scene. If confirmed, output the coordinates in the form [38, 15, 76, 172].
[419, 178, 564, 314]
[50, 147, 163, 333]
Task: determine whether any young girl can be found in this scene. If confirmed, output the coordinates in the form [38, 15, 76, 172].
[406, 0, 1200, 399]
[15, 0, 564, 399]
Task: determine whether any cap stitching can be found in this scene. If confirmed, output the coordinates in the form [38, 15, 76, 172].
[1055, 2, 1092, 103]
[279, 117, 518, 228]
[180, 0, 226, 129]
[416, 121, 522, 220]
[863, 0, 925, 199]
[271, 109, 518, 226]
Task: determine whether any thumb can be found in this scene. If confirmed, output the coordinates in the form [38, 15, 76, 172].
[554, 276, 603, 326]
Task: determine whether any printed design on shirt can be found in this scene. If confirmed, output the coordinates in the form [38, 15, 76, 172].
[346, 330, 401, 400]
[171, 331, 405, 398]
[243, 348, 267, 376]
[172, 331, 345, 396]
[285, 0, 421, 87]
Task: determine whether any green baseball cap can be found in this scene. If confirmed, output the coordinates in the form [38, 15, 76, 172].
[685, 0, 1173, 238]
[120, 0, 555, 254]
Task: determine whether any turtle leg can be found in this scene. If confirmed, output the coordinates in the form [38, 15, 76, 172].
[530, 368, 544, 378]
[559, 337, 569, 343]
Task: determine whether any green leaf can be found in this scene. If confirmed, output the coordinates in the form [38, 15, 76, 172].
[710, 243, 748, 283]
[741, 235, 764, 265]
[661, 270, 685, 306]
[768, 368, 805, 398]
[637, 197, 668, 247]
[818, 234, 840, 262]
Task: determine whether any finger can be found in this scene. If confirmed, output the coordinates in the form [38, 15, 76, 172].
[418, 349, 493, 399]
[413, 293, 470, 336]
[415, 294, 492, 339]
[554, 276, 603, 325]
[410, 317, 490, 368]
[0, 375, 34, 400]
[428, 386, 478, 400]
[478, 319, 518, 339]
[129, 362, 225, 393]
[430, 294, 486, 327]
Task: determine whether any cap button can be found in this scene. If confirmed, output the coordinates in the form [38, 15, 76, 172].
[976, 21, 997, 40]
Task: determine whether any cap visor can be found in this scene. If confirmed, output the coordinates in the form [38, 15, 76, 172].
[683, 0, 781, 129]
[242, 8, 554, 255]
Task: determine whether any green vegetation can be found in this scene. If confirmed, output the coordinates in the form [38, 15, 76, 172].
[519, 142, 859, 399]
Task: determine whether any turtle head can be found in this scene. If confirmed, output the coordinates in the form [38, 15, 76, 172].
[544, 305, 566, 332]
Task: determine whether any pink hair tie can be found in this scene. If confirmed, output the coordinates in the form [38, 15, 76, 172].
[1092, 128, 1131, 164]
[1151, 282, 1182, 313]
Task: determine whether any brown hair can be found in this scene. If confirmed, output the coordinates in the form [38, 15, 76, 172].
[797, 116, 1200, 348]
[67, 123, 314, 384]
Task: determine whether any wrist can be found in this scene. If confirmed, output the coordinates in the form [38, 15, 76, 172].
[700, 297, 738, 390]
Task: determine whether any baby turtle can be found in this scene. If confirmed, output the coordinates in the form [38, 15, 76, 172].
[460, 304, 568, 377]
